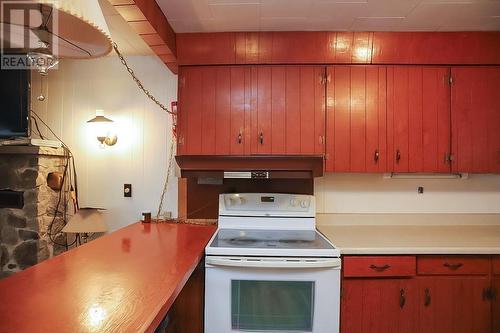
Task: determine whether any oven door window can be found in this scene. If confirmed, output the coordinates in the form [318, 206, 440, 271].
[231, 280, 315, 332]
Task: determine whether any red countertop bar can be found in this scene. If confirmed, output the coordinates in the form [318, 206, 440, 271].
[0, 222, 216, 333]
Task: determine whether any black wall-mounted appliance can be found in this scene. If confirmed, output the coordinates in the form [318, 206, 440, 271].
[0, 68, 30, 138]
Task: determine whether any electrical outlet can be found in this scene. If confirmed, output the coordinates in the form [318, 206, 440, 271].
[124, 184, 132, 197]
[418, 186, 424, 194]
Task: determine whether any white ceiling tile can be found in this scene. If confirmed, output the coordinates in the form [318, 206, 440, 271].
[405, 2, 500, 29]
[307, 18, 356, 30]
[260, 0, 314, 18]
[155, 0, 213, 20]
[351, 16, 405, 30]
[155, 0, 500, 32]
[259, 17, 308, 30]
[208, 0, 260, 3]
[209, 3, 260, 20]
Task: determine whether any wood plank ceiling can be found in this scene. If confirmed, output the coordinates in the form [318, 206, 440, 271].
[108, 0, 178, 74]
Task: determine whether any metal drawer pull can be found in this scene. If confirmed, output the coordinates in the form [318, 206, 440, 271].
[374, 150, 380, 163]
[237, 132, 242, 144]
[396, 149, 401, 163]
[259, 132, 264, 145]
[424, 288, 431, 307]
[369, 264, 391, 272]
[443, 262, 463, 270]
[400, 289, 406, 309]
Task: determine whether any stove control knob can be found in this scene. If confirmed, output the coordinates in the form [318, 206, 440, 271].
[300, 200, 310, 208]
[230, 195, 242, 205]
[290, 198, 298, 207]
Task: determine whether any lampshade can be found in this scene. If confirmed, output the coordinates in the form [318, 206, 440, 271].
[62, 208, 108, 233]
[0, 0, 112, 58]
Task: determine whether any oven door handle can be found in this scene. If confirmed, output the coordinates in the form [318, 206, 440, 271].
[206, 257, 341, 269]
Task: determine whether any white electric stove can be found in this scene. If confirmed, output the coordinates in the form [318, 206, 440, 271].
[205, 193, 341, 333]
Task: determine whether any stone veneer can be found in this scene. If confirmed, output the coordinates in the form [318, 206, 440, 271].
[0, 146, 69, 279]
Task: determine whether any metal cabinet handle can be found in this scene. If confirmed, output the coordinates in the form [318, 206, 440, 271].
[424, 288, 431, 307]
[400, 289, 406, 309]
[238, 131, 242, 144]
[259, 132, 264, 145]
[396, 149, 401, 163]
[443, 262, 463, 270]
[374, 150, 380, 163]
[483, 288, 489, 301]
[369, 264, 391, 272]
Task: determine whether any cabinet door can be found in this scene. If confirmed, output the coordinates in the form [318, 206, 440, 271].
[177, 66, 249, 155]
[285, 66, 326, 155]
[494, 275, 500, 333]
[325, 66, 387, 172]
[341, 279, 417, 333]
[387, 66, 451, 172]
[451, 67, 500, 173]
[417, 276, 491, 333]
[178, 67, 203, 155]
[252, 66, 326, 155]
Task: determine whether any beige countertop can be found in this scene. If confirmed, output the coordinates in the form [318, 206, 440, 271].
[317, 214, 500, 255]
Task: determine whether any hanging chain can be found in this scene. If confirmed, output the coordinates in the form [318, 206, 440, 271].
[113, 41, 178, 220]
[156, 135, 176, 220]
[113, 42, 174, 115]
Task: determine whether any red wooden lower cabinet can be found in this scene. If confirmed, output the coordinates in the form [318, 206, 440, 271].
[341, 255, 496, 333]
[342, 278, 418, 333]
[416, 276, 491, 333]
[493, 257, 500, 333]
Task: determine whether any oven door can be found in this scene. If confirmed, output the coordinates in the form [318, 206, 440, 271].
[205, 256, 341, 333]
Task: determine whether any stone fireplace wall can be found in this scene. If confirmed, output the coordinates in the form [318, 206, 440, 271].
[0, 146, 69, 279]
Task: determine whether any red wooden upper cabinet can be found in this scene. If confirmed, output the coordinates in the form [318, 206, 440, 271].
[451, 67, 500, 173]
[177, 66, 249, 156]
[251, 66, 326, 155]
[325, 66, 387, 172]
[387, 66, 452, 173]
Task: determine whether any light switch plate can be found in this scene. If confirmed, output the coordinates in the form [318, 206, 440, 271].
[124, 184, 132, 197]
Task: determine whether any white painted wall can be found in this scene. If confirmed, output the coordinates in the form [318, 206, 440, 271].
[31, 55, 178, 231]
[315, 173, 500, 214]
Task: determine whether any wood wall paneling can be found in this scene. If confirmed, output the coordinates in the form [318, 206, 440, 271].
[177, 32, 500, 66]
[230, 67, 246, 155]
[178, 32, 374, 66]
[365, 66, 387, 172]
[201, 68, 216, 155]
[372, 32, 500, 65]
[215, 67, 232, 155]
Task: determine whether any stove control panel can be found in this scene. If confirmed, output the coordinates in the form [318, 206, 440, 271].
[219, 193, 315, 217]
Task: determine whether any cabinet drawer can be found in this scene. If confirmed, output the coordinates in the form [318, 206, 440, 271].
[417, 256, 491, 275]
[493, 257, 500, 275]
[343, 256, 416, 278]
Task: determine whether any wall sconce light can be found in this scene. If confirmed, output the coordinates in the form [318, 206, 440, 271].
[87, 110, 118, 148]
